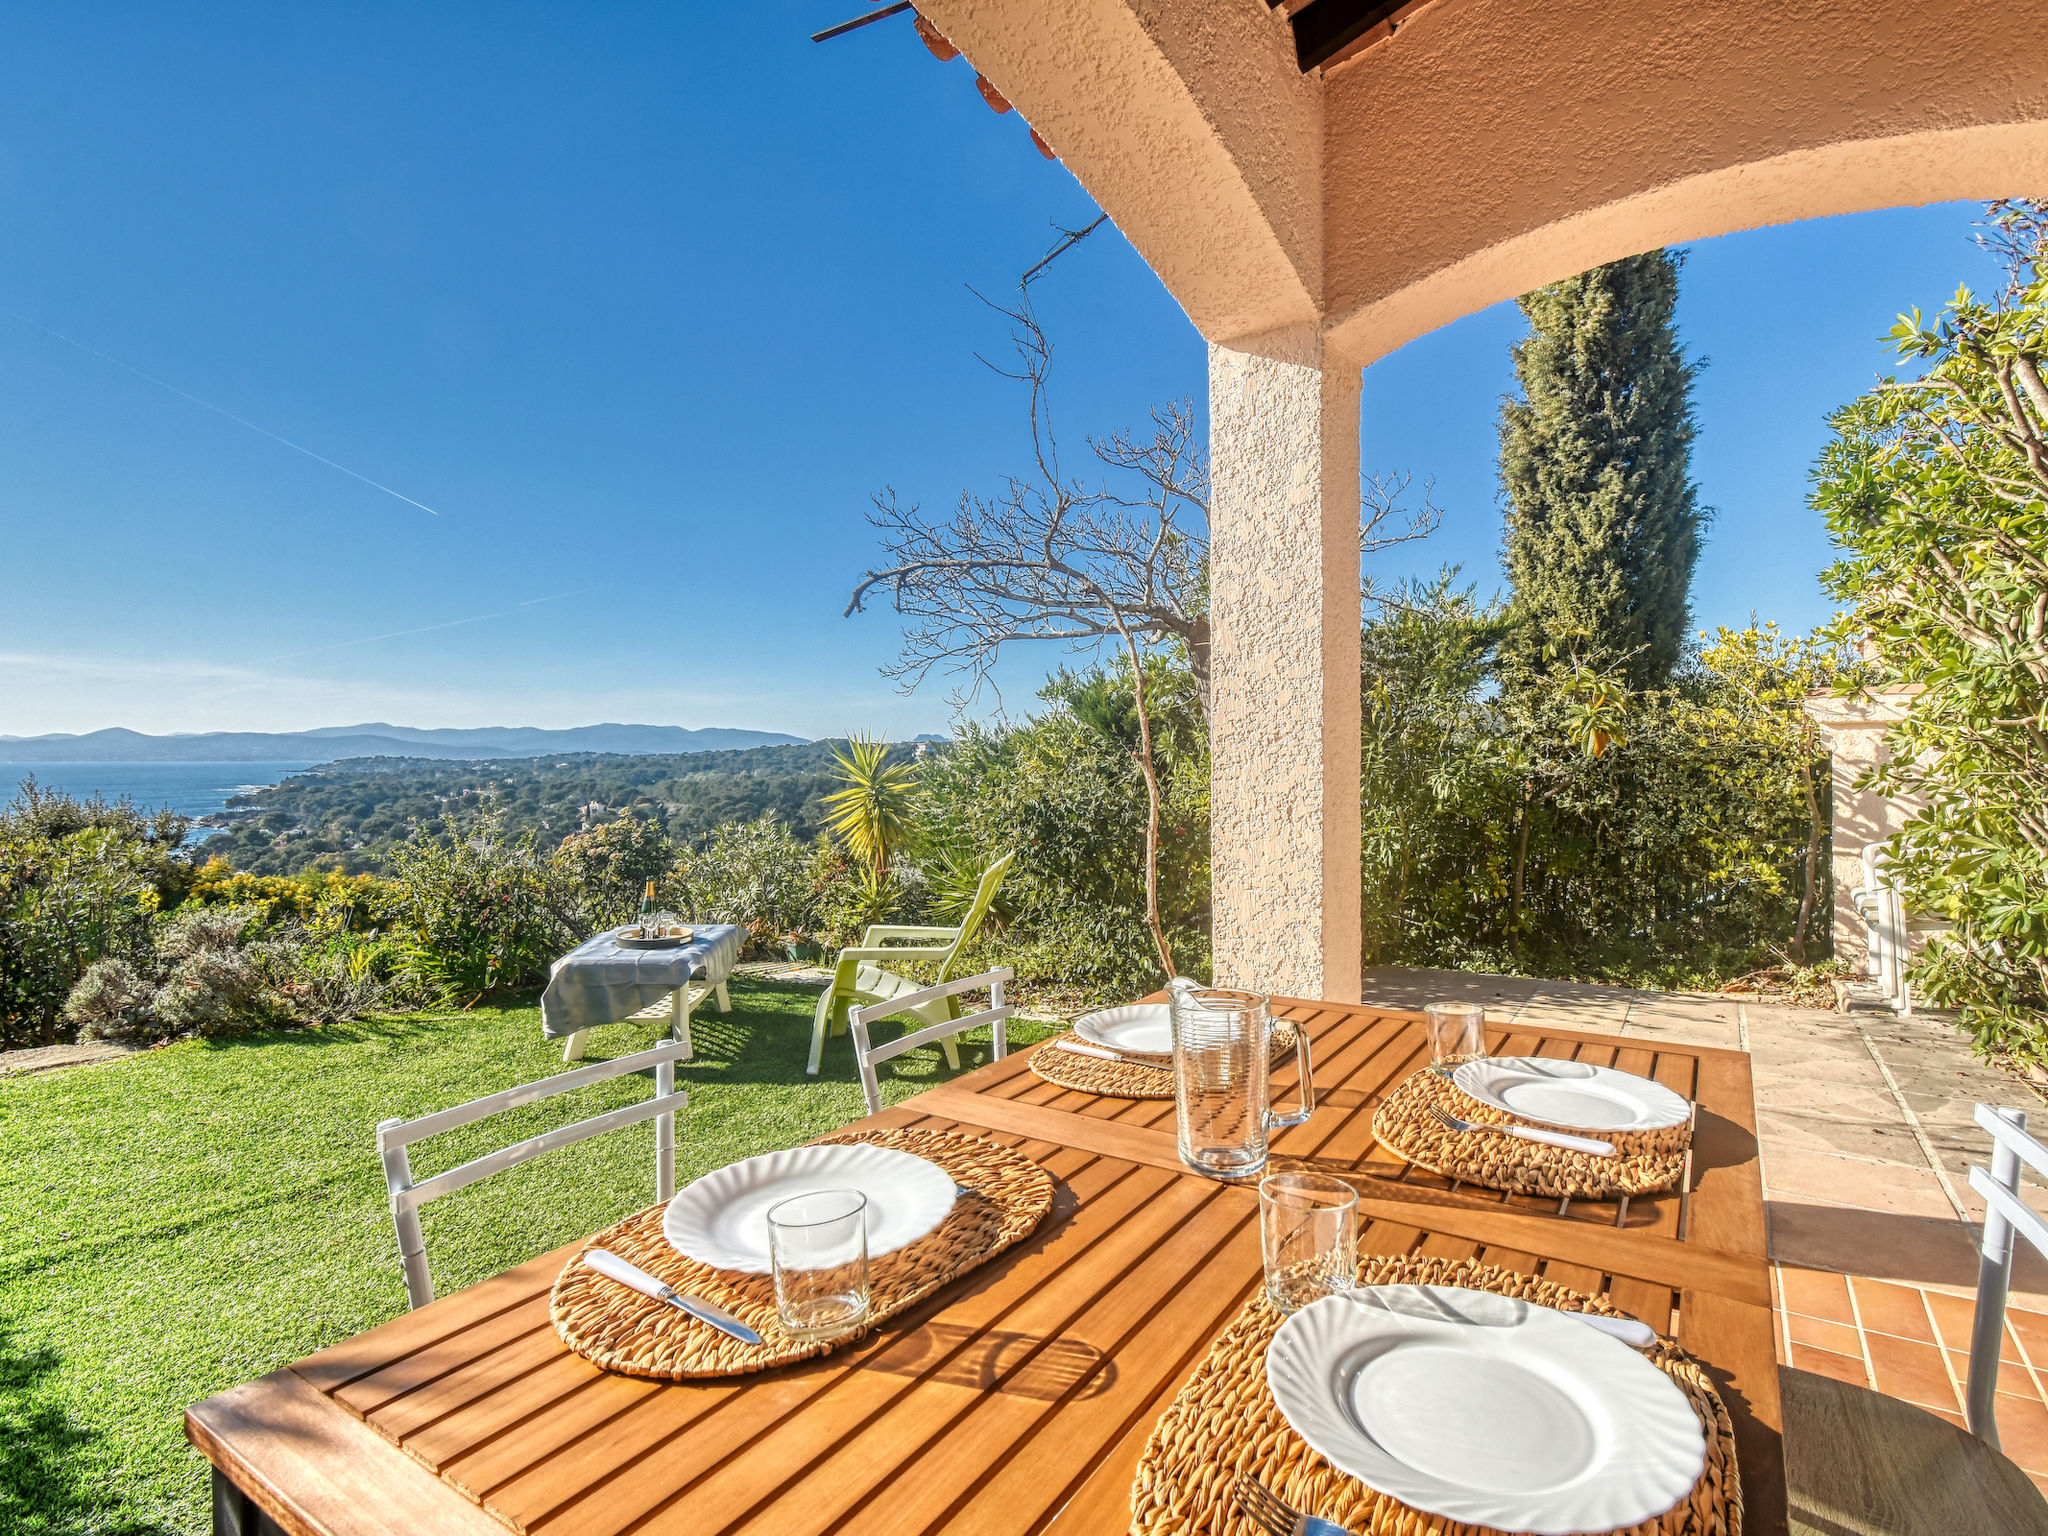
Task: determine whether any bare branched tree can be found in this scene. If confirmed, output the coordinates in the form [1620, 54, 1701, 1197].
[848, 295, 1200, 974]
[846, 295, 1444, 976]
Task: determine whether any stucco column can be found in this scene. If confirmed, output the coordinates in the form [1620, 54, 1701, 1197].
[1208, 324, 1362, 1002]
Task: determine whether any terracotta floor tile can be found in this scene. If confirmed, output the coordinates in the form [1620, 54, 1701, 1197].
[1776, 1265, 1855, 1324]
[1922, 1403, 1969, 1430]
[1918, 1286, 2021, 1356]
[1787, 1341, 1867, 1386]
[1787, 1312, 1863, 1358]
[1851, 1277, 1940, 1344]
[1864, 1332, 1959, 1411]
[1947, 1349, 2038, 1398]
[2010, 1307, 2048, 1365]
[1990, 1391, 2048, 1474]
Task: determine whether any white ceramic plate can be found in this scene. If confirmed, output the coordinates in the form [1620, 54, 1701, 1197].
[1267, 1286, 1705, 1534]
[662, 1143, 956, 1274]
[1073, 1002, 1173, 1057]
[1452, 1055, 1692, 1132]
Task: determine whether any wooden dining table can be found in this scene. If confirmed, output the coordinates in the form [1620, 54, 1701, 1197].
[189, 998, 1785, 1536]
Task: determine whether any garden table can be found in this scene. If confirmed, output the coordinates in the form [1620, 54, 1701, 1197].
[188, 999, 1785, 1536]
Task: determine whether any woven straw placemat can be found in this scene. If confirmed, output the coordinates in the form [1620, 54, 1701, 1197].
[1029, 1020, 1300, 1100]
[1130, 1254, 1740, 1536]
[1372, 1066, 1691, 1201]
[551, 1127, 1054, 1379]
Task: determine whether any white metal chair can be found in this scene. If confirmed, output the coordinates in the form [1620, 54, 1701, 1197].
[376, 1037, 688, 1308]
[1966, 1103, 2048, 1446]
[1782, 1102, 2048, 1534]
[848, 967, 1012, 1116]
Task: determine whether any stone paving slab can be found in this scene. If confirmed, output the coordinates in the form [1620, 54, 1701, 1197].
[0, 1039, 142, 1075]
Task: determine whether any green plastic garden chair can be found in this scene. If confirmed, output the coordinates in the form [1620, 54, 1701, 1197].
[806, 850, 1015, 1077]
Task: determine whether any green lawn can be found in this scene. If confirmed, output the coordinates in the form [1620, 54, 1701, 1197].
[0, 979, 1053, 1536]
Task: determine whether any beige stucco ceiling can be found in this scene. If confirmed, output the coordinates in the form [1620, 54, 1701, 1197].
[918, 0, 2048, 364]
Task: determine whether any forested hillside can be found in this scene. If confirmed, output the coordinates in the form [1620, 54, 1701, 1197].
[195, 741, 877, 874]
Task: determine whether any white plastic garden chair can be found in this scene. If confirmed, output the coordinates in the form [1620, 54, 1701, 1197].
[376, 1037, 688, 1309]
[1783, 1102, 2048, 1533]
[848, 967, 1012, 1116]
[807, 850, 1015, 1076]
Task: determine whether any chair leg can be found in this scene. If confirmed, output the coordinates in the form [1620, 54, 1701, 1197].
[714, 981, 730, 1013]
[808, 993, 832, 1075]
[562, 1028, 590, 1063]
[940, 1033, 962, 1069]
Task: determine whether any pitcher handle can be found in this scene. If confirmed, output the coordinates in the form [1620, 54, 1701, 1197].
[1268, 1018, 1315, 1131]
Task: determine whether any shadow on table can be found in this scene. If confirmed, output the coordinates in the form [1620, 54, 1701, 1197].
[865, 1321, 1113, 1402]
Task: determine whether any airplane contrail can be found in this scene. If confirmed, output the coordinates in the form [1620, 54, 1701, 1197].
[257, 589, 595, 664]
[0, 306, 443, 516]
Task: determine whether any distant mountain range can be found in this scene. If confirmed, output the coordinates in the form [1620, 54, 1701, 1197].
[0, 723, 810, 763]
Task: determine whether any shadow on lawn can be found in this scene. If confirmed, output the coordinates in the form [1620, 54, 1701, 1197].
[683, 982, 1050, 1096]
[187, 993, 547, 1057]
[0, 1329, 175, 1536]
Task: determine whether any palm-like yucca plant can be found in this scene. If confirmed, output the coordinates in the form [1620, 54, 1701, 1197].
[821, 735, 918, 885]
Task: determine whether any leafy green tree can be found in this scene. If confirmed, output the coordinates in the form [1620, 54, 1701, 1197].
[1814, 200, 2048, 1058]
[1500, 250, 1705, 687]
[553, 813, 674, 926]
[919, 662, 1210, 999]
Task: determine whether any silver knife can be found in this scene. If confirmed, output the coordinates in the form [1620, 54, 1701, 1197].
[582, 1247, 763, 1344]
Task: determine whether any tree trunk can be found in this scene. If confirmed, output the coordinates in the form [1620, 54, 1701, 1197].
[1120, 634, 1178, 979]
[1510, 788, 1534, 958]
[1792, 745, 1825, 964]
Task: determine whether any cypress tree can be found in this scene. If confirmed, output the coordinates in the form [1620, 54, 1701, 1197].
[1498, 250, 1703, 687]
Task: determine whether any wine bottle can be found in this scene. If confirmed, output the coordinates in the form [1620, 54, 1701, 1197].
[638, 879, 657, 932]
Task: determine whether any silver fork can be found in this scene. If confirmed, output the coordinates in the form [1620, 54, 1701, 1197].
[1426, 1103, 1616, 1156]
[1235, 1473, 1349, 1536]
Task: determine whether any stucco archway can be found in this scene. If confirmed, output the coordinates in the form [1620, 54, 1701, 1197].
[915, 0, 2048, 1000]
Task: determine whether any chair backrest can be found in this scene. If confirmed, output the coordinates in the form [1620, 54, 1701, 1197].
[1965, 1103, 2048, 1449]
[935, 851, 1015, 983]
[848, 967, 1013, 1115]
[376, 1038, 688, 1308]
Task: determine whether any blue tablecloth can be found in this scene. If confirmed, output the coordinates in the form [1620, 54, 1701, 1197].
[540, 923, 746, 1040]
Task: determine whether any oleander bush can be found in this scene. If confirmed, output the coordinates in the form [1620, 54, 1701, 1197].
[1814, 200, 2048, 1060]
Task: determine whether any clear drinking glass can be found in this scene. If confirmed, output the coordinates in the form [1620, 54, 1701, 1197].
[766, 1189, 870, 1340]
[1169, 984, 1314, 1182]
[1260, 1171, 1358, 1312]
[1424, 1001, 1487, 1065]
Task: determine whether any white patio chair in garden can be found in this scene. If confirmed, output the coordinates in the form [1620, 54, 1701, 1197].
[1782, 1102, 2048, 1534]
[375, 1037, 688, 1308]
[807, 849, 1015, 1076]
[848, 967, 1012, 1116]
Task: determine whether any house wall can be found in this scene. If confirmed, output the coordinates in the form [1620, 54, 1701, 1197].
[1806, 694, 1925, 970]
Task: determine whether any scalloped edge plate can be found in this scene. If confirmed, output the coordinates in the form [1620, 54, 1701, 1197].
[1452, 1056, 1692, 1131]
[663, 1142, 956, 1274]
[1073, 1002, 1173, 1057]
[1267, 1286, 1705, 1534]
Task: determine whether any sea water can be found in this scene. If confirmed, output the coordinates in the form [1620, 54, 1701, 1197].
[0, 761, 323, 826]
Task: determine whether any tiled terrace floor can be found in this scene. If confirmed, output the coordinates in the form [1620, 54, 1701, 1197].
[1364, 965, 2048, 1494]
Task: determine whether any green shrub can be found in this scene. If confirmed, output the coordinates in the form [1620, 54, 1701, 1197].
[1813, 200, 2048, 1058]
[0, 784, 191, 1047]
[1357, 576, 1847, 987]
[383, 811, 578, 1007]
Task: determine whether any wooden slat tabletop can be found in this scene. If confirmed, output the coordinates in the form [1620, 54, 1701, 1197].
[188, 999, 1784, 1536]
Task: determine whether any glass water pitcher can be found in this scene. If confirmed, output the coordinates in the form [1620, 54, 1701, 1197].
[1168, 981, 1315, 1182]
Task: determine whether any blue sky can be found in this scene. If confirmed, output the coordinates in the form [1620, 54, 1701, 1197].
[0, 4, 2007, 740]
